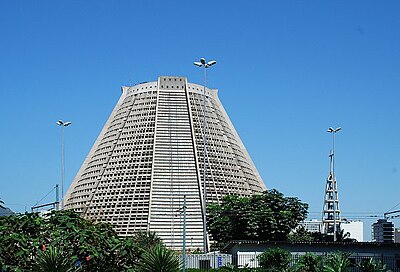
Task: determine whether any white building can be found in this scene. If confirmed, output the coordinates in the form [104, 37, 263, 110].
[341, 220, 363, 242]
[301, 219, 323, 233]
[64, 76, 266, 250]
[300, 219, 363, 242]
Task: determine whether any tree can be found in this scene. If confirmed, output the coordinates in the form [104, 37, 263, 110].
[311, 229, 357, 243]
[207, 189, 308, 246]
[288, 226, 315, 242]
[257, 247, 292, 272]
[335, 229, 357, 243]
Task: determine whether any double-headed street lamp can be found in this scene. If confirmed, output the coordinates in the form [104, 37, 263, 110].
[194, 58, 216, 254]
[327, 126, 341, 180]
[327, 126, 341, 241]
[56, 120, 72, 209]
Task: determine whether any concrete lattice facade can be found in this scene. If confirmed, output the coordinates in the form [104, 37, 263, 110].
[64, 76, 266, 249]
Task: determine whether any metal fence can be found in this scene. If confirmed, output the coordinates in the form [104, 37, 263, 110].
[346, 255, 400, 272]
[180, 253, 400, 271]
[181, 253, 232, 269]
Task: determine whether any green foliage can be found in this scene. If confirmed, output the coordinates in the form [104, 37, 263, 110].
[0, 212, 45, 270]
[207, 189, 308, 246]
[219, 265, 257, 272]
[323, 252, 351, 272]
[186, 265, 256, 271]
[32, 246, 75, 272]
[310, 229, 357, 243]
[357, 258, 388, 272]
[288, 226, 315, 242]
[137, 243, 181, 272]
[292, 253, 323, 272]
[0, 210, 160, 271]
[257, 247, 291, 272]
[335, 229, 357, 243]
[133, 230, 162, 250]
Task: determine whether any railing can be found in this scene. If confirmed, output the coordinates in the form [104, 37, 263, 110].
[346, 255, 400, 272]
[180, 253, 400, 271]
[180, 253, 232, 269]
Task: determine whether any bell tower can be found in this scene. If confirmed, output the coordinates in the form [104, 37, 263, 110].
[322, 127, 342, 241]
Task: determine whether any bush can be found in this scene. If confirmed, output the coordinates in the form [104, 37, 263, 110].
[186, 267, 257, 272]
[324, 251, 351, 272]
[0, 211, 160, 271]
[257, 247, 291, 272]
[32, 247, 75, 272]
[137, 244, 181, 272]
[292, 253, 323, 272]
[358, 258, 388, 272]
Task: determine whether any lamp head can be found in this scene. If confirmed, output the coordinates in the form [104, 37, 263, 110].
[194, 62, 203, 67]
[56, 120, 63, 126]
[64, 122, 72, 127]
[207, 60, 217, 67]
[200, 58, 206, 65]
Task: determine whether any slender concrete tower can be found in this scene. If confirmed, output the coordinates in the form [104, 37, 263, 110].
[322, 127, 342, 241]
[64, 76, 266, 249]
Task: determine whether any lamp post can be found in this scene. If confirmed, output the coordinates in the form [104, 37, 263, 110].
[182, 195, 187, 272]
[56, 120, 72, 209]
[327, 126, 341, 241]
[194, 58, 216, 254]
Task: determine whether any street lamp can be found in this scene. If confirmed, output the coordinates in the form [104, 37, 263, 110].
[193, 57, 216, 254]
[327, 126, 341, 241]
[56, 119, 72, 209]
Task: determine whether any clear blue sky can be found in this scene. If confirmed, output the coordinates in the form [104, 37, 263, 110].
[1, 1, 399, 240]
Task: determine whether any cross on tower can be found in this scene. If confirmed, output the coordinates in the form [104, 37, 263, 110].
[322, 127, 342, 241]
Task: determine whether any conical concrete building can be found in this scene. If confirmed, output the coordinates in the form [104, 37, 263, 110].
[65, 76, 265, 250]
